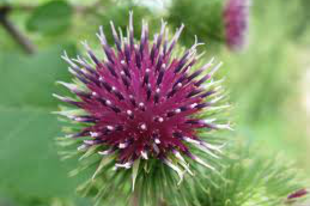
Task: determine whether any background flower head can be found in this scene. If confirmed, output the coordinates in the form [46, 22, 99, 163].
[224, 0, 250, 50]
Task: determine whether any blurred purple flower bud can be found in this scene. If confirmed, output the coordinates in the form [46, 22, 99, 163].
[224, 0, 250, 51]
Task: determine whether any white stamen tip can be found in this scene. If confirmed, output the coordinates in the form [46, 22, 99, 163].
[106, 100, 112, 105]
[190, 103, 198, 109]
[158, 117, 164, 122]
[155, 138, 161, 144]
[92, 92, 97, 96]
[127, 110, 133, 115]
[140, 123, 147, 130]
[119, 142, 127, 149]
[139, 102, 145, 108]
[175, 108, 181, 113]
[90, 132, 99, 137]
[107, 125, 114, 131]
[141, 151, 148, 160]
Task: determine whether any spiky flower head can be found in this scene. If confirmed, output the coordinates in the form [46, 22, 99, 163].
[54, 12, 230, 197]
[224, 0, 250, 50]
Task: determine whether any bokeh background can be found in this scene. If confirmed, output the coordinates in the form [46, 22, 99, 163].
[0, 0, 309, 205]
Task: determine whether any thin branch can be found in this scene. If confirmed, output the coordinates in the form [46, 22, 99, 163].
[0, 6, 36, 54]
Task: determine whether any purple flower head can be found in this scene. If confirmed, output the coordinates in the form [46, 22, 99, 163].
[223, 0, 250, 50]
[55, 13, 230, 185]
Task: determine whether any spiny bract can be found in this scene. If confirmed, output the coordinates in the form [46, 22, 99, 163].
[54, 12, 230, 188]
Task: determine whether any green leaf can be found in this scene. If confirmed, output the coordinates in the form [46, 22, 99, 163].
[0, 45, 80, 199]
[0, 0, 10, 5]
[26, 0, 73, 35]
[0, 44, 75, 108]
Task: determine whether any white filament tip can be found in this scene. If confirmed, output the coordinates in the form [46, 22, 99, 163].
[140, 123, 147, 130]
[141, 151, 148, 160]
[119, 142, 127, 149]
[155, 138, 161, 144]
[90, 132, 99, 137]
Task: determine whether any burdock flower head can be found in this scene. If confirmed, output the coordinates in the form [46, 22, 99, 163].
[54, 12, 230, 194]
[224, 0, 250, 50]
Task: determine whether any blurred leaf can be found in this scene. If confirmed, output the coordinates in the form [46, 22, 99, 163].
[0, 45, 80, 199]
[0, 44, 75, 108]
[26, 0, 73, 35]
[100, 4, 160, 45]
[0, 0, 10, 5]
[168, 0, 225, 48]
[0, 109, 71, 195]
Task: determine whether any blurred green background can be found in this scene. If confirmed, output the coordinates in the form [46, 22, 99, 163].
[0, 0, 310, 205]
